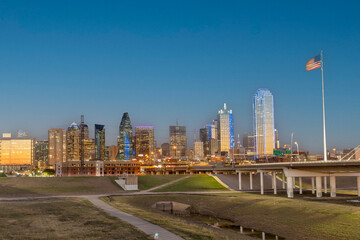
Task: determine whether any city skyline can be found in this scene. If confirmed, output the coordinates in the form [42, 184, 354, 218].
[0, 1, 360, 153]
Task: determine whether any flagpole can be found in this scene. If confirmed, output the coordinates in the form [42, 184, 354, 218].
[321, 50, 327, 161]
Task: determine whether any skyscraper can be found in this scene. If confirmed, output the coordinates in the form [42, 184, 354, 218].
[194, 140, 204, 160]
[95, 124, 105, 160]
[34, 140, 48, 168]
[48, 128, 66, 168]
[66, 122, 81, 161]
[117, 113, 134, 160]
[200, 123, 218, 156]
[169, 126, 187, 158]
[135, 126, 155, 160]
[217, 103, 234, 153]
[253, 88, 275, 156]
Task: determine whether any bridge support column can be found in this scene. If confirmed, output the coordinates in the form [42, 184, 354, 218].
[238, 172, 242, 190]
[293, 177, 296, 189]
[286, 176, 293, 198]
[357, 176, 360, 197]
[311, 177, 315, 194]
[260, 172, 264, 195]
[324, 176, 327, 194]
[272, 172, 277, 195]
[316, 176, 322, 198]
[299, 177, 303, 194]
[282, 174, 285, 189]
[250, 172, 253, 190]
[330, 175, 336, 197]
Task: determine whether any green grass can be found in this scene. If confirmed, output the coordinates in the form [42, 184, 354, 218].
[103, 195, 247, 240]
[153, 174, 228, 192]
[0, 176, 123, 197]
[138, 175, 185, 190]
[0, 198, 151, 239]
[104, 192, 360, 240]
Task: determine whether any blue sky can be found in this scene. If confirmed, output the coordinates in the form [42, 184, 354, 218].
[0, 1, 359, 153]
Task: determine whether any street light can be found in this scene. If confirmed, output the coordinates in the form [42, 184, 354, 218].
[294, 141, 299, 161]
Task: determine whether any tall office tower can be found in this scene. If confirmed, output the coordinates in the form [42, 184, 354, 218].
[95, 124, 105, 160]
[108, 145, 119, 160]
[66, 122, 81, 161]
[253, 88, 275, 156]
[0, 133, 35, 166]
[135, 126, 155, 160]
[117, 113, 134, 160]
[274, 129, 280, 149]
[200, 124, 217, 156]
[194, 140, 204, 160]
[48, 129, 66, 168]
[161, 143, 170, 157]
[34, 140, 48, 168]
[217, 103, 234, 153]
[169, 126, 187, 158]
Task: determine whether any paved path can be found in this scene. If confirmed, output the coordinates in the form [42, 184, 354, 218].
[86, 196, 184, 240]
[143, 176, 190, 192]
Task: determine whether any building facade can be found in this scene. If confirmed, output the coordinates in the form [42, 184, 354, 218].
[194, 140, 204, 160]
[117, 113, 134, 160]
[217, 103, 234, 153]
[135, 126, 155, 160]
[169, 126, 187, 158]
[253, 88, 275, 156]
[48, 128, 66, 168]
[34, 140, 48, 168]
[95, 124, 105, 160]
[0, 133, 34, 166]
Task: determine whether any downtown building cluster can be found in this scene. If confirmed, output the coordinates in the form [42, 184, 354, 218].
[1, 88, 356, 175]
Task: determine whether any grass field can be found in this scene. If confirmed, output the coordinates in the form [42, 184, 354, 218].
[138, 175, 185, 190]
[103, 192, 360, 240]
[0, 198, 151, 239]
[103, 195, 249, 240]
[0, 176, 122, 197]
[153, 174, 228, 192]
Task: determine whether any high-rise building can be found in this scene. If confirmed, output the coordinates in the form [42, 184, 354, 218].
[34, 140, 48, 168]
[48, 128, 66, 168]
[161, 143, 170, 157]
[117, 113, 134, 160]
[95, 124, 105, 160]
[217, 103, 234, 153]
[275, 129, 280, 149]
[108, 145, 119, 160]
[135, 126, 155, 160]
[169, 126, 187, 158]
[200, 123, 218, 157]
[253, 88, 275, 156]
[66, 122, 81, 161]
[194, 140, 204, 160]
[0, 133, 35, 166]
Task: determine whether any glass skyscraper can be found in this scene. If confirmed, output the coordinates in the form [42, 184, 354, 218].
[95, 124, 105, 160]
[134, 126, 155, 160]
[253, 88, 275, 156]
[217, 103, 234, 153]
[169, 126, 187, 158]
[117, 113, 133, 160]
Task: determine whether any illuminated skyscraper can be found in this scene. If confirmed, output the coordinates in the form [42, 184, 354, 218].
[217, 103, 234, 153]
[66, 122, 81, 161]
[169, 126, 187, 157]
[0, 133, 34, 166]
[194, 140, 204, 159]
[95, 124, 105, 160]
[200, 123, 218, 156]
[135, 126, 155, 160]
[117, 113, 134, 160]
[253, 88, 275, 156]
[34, 140, 48, 168]
[48, 128, 66, 168]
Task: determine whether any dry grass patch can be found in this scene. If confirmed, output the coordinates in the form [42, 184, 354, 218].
[0, 198, 150, 240]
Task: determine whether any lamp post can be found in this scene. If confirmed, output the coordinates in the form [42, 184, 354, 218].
[294, 141, 299, 161]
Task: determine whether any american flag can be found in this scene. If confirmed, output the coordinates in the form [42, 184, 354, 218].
[305, 54, 321, 71]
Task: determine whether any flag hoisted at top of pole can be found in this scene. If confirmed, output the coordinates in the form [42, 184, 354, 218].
[305, 51, 327, 161]
[306, 54, 321, 71]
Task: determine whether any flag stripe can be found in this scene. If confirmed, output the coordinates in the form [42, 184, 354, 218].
[305, 54, 321, 71]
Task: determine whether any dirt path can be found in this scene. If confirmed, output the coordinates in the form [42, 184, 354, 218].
[142, 175, 190, 192]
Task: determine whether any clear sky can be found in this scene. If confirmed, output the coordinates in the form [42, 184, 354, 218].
[0, 0, 359, 153]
